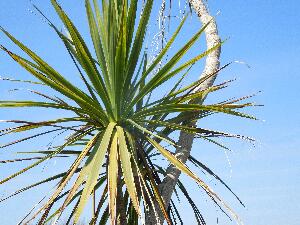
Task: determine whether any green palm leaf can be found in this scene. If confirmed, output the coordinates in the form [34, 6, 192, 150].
[74, 122, 116, 222]
[108, 131, 119, 224]
[116, 126, 140, 215]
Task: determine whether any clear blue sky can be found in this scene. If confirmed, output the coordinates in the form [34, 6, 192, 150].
[0, 1, 299, 225]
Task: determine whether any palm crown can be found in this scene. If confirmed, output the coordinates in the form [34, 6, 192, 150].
[0, 0, 257, 224]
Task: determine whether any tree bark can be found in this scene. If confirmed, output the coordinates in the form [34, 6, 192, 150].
[146, 0, 221, 224]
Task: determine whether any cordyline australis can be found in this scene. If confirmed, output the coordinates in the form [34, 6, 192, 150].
[0, 0, 258, 224]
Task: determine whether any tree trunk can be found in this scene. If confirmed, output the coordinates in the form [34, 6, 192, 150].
[145, 0, 221, 224]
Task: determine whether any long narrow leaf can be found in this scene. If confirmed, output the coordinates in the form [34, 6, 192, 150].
[146, 137, 243, 224]
[73, 122, 116, 223]
[116, 126, 140, 215]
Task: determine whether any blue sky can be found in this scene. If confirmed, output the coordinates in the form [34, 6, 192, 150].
[0, 1, 299, 225]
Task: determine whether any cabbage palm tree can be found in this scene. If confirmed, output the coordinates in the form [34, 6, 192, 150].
[0, 0, 256, 224]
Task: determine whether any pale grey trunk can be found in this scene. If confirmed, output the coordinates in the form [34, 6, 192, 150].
[145, 0, 221, 224]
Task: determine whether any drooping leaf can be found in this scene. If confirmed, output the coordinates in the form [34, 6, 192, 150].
[108, 131, 119, 225]
[116, 126, 140, 215]
[73, 122, 116, 223]
[146, 137, 243, 224]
